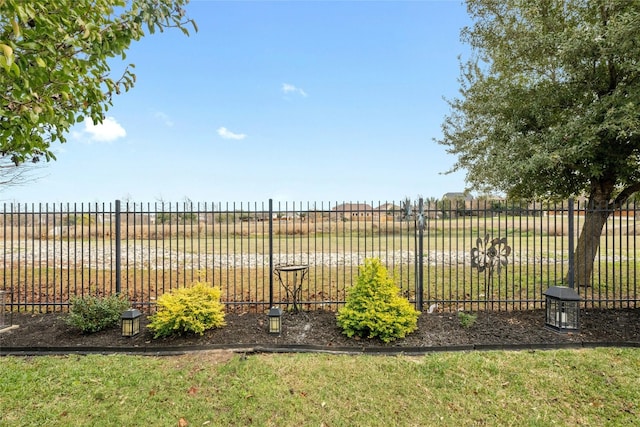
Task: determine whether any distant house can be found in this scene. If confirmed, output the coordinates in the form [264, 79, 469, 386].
[375, 203, 402, 221]
[442, 192, 475, 216]
[442, 192, 473, 201]
[332, 203, 374, 220]
[375, 203, 401, 214]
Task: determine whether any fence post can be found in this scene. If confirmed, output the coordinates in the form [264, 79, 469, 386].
[268, 198, 274, 307]
[115, 200, 121, 295]
[416, 197, 424, 311]
[567, 198, 575, 289]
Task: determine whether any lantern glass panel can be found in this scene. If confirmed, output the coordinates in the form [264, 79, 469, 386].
[545, 298, 558, 328]
[563, 302, 579, 329]
[122, 319, 133, 336]
[267, 307, 282, 334]
[544, 286, 580, 333]
[121, 309, 142, 337]
[269, 316, 280, 334]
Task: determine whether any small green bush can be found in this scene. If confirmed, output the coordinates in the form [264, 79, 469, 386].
[336, 257, 420, 343]
[148, 280, 226, 338]
[66, 294, 130, 333]
[458, 311, 477, 328]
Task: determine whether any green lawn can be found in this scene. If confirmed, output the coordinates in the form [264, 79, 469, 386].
[1, 348, 639, 426]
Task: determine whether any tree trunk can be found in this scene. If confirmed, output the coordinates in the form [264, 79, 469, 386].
[574, 205, 610, 287]
[573, 182, 615, 287]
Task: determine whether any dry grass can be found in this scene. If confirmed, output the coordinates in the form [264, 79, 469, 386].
[0, 219, 418, 240]
[3, 213, 639, 241]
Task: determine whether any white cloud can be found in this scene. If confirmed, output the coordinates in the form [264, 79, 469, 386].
[84, 117, 127, 142]
[282, 83, 307, 97]
[217, 127, 247, 140]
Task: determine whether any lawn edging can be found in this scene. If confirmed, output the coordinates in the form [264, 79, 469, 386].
[1, 340, 639, 357]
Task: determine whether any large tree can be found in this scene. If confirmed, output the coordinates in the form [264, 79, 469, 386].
[0, 0, 196, 166]
[439, 0, 640, 287]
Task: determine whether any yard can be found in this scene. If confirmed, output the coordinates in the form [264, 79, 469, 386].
[1, 348, 639, 426]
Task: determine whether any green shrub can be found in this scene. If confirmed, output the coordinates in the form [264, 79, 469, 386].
[148, 280, 226, 338]
[457, 311, 477, 328]
[66, 294, 130, 333]
[336, 257, 420, 343]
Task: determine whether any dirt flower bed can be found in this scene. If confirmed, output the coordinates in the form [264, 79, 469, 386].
[2, 308, 639, 352]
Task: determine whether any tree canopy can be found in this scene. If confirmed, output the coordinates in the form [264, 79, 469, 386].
[439, 0, 640, 286]
[0, 0, 196, 166]
[440, 0, 640, 204]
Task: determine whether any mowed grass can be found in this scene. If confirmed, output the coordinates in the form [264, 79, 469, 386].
[1, 348, 639, 426]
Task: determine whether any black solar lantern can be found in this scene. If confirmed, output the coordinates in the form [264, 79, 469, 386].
[268, 306, 282, 334]
[543, 286, 581, 333]
[121, 308, 142, 337]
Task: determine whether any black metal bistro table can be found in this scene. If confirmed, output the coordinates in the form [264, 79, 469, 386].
[273, 264, 309, 312]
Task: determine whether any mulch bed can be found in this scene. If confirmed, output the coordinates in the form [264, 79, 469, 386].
[2, 308, 639, 353]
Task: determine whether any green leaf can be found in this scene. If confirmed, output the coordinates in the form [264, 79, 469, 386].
[0, 0, 196, 166]
[0, 43, 13, 58]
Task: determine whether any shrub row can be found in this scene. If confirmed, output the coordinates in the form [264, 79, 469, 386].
[67, 258, 471, 342]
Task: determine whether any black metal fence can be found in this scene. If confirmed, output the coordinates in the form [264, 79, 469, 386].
[1, 199, 638, 313]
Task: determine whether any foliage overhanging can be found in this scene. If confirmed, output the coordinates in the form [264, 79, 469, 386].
[438, 0, 640, 203]
[0, 0, 196, 166]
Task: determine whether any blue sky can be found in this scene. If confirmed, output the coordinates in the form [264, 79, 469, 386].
[3, 0, 473, 204]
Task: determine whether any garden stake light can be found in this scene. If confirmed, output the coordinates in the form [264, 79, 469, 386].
[543, 286, 581, 333]
[121, 308, 142, 337]
[268, 306, 282, 334]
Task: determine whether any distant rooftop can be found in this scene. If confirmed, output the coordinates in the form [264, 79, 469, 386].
[442, 192, 473, 201]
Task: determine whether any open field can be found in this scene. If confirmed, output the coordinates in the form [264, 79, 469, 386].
[3, 212, 640, 239]
[3, 212, 640, 256]
[1, 348, 639, 426]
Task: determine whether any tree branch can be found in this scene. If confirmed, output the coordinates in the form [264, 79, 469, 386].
[613, 183, 640, 208]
